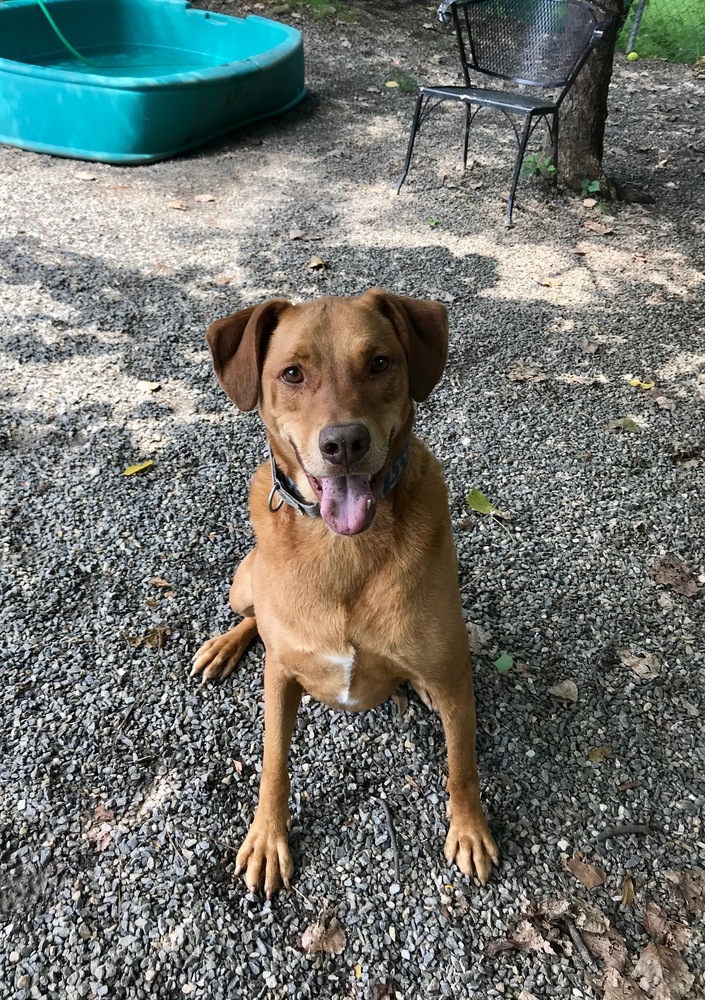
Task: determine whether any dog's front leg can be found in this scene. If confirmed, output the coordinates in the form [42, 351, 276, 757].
[235, 657, 302, 897]
[432, 663, 499, 884]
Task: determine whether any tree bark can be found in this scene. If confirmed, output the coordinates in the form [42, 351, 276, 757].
[557, 0, 626, 192]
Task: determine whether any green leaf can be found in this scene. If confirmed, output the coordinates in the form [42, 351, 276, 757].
[428, 218, 439, 228]
[466, 488, 508, 519]
[588, 180, 601, 193]
[607, 417, 639, 433]
[494, 654, 513, 673]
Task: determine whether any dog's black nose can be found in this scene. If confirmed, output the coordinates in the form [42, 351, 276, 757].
[319, 423, 371, 467]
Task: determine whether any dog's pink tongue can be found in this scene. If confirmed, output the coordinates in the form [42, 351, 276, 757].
[319, 475, 375, 535]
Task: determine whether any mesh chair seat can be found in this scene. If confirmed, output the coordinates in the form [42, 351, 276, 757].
[419, 84, 558, 115]
[397, 0, 612, 225]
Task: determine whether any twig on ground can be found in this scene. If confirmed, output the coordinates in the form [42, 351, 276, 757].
[595, 823, 651, 842]
[290, 883, 318, 910]
[565, 919, 597, 971]
[376, 797, 400, 882]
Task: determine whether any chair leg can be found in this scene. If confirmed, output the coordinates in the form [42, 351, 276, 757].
[462, 103, 472, 171]
[506, 114, 533, 227]
[551, 111, 559, 181]
[397, 92, 426, 194]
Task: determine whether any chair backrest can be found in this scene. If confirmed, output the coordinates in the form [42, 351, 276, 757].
[441, 0, 609, 90]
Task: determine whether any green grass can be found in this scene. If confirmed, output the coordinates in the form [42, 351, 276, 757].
[618, 0, 705, 63]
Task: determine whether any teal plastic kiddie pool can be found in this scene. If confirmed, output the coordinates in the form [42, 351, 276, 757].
[0, 0, 306, 163]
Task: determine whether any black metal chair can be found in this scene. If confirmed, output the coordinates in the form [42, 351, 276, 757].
[397, 0, 611, 225]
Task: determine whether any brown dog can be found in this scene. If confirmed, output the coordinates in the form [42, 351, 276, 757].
[193, 289, 498, 897]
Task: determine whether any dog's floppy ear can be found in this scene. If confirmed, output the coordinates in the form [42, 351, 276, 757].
[205, 299, 290, 412]
[364, 289, 449, 402]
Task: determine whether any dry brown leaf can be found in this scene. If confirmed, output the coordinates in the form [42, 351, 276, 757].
[622, 875, 636, 907]
[149, 576, 172, 588]
[194, 193, 215, 203]
[616, 648, 661, 680]
[85, 822, 113, 852]
[580, 338, 601, 354]
[583, 197, 598, 208]
[300, 916, 346, 955]
[370, 981, 399, 1000]
[588, 745, 612, 763]
[645, 388, 676, 411]
[651, 555, 700, 597]
[290, 229, 322, 241]
[508, 361, 547, 383]
[566, 856, 606, 889]
[511, 919, 556, 954]
[93, 804, 115, 823]
[167, 201, 188, 211]
[583, 927, 628, 972]
[485, 937, 517, 958]
[664, 868, 705, 914]
[307, 255, 327, 271]
[572, 899, 610, 934]
[603, 969, 649, 1000]
[232, 759, 243, 775]
[643, 903, 692, 950]
[548, 679, 578, 703]
[583, 220, 615, 236]
[633, 941, 694, 1000]
[391, 689, 409, 716]
[145, 626, 171, 649]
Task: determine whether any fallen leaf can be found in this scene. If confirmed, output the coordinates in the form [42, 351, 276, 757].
[149, 576, 172, 588]
[535, 276, 558, 287]
[643, 903, 692, 950]
[289, 229, 322, 241]
[194, 193, 216, 203]
[391, 688, 409, 716]
[485, 938, 517, 958]
[583, 220, 615, 235]
[511, 919, 556, 954]
[370, 981, 398, 1000]
[508, 360, 547, 382]
[616, 649, 661, 680]
[232, 759, 243, 775]
[167, 201, 188, 211]
[583, 928, 628, 972]
[607, 417, 639, 433]
[75, 171, 97, 181]
[136, 380, 161, 393]
[630, 378, 656, 391]
[517, 993, 540, 1000]
[673, 444, 701, 468]
[663, 868, 705, 914]
[566, 856, 606, 889]
[85, 821, 113, 852]
[633, 941, 694, 1000]
[588, 745, 612, 763]
[123, 460, 154, 476]
[645, 388, 676, 410]
[93, 804, 115, 823]
[548, 680, 578, 703]
[385, 80, 400, 88]
[470, 180, 484, 190]
[466, 488, 509, 519]
[354, 964, 362, 980]
[580, 339, 601, 354]
[493, 654, 513, 674]
[572, 899, 610, 934]
[300, 916, 346, 955]
[307, 255, 327, 271]
[144, 626, 171, 649]
[651, 555, 700, 597]
[603, 969, 649, 1000]
[622, 875, 636, 907]
[144, 597, 158, 609]
[583, 197, 598, 208]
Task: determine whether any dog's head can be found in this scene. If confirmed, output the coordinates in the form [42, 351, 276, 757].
[205, 289, 448, 535]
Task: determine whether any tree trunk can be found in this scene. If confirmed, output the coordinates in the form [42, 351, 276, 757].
[557, 0, 626, 192]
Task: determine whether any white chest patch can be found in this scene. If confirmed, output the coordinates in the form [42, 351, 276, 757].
[326, 647, 356, 706]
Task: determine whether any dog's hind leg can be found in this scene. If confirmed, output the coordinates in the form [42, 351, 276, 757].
[192, 549, 258, 683]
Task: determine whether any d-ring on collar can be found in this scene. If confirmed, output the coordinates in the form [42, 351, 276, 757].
[266, 442, 410, 519]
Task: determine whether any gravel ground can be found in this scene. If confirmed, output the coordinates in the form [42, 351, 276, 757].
[1, 3, 704, 999]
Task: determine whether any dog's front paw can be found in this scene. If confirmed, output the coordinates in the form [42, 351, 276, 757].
[444, 814, 499, 885]
[235, 815, 294, 898]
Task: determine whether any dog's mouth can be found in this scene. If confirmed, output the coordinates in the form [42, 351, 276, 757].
[304, 467, 386, 536]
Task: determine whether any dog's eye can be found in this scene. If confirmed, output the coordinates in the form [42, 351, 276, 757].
[281, 366, 304, 385]
[370, 356, 390, 375]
